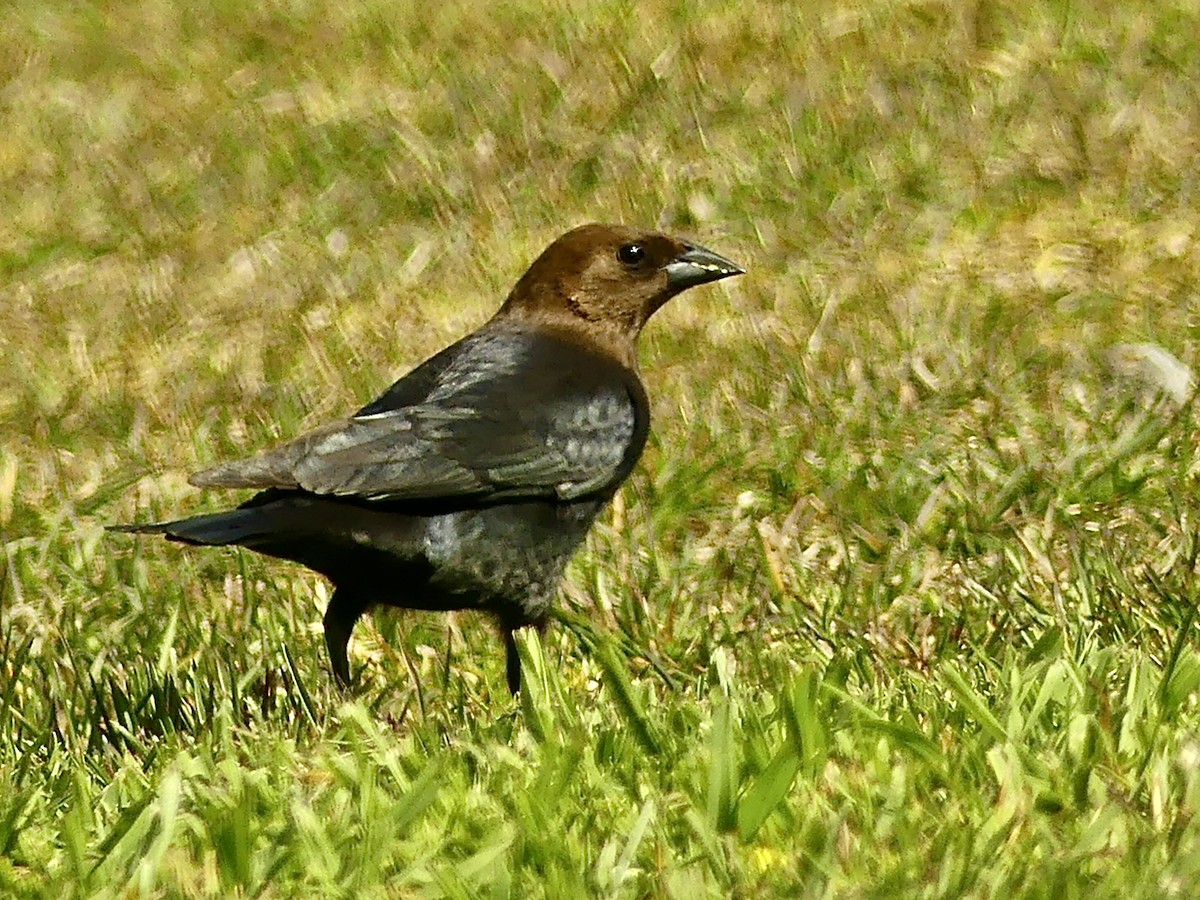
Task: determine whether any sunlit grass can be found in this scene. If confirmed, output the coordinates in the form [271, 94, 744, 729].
[4, 1, 1200, 895]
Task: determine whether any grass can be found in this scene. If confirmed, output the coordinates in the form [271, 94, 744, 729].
[4, 0, 1200, 895]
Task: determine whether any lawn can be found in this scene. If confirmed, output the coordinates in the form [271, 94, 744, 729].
[4, 1, 1200, 896]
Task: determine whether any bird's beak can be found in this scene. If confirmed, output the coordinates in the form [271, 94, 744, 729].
[664, 243, 744, 291]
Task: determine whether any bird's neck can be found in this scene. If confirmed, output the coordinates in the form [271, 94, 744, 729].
[491, 307, 642, 372]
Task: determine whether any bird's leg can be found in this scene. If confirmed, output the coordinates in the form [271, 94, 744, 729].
[503, 620, 548, 696]
[504, 628, 521, 695]
[324, 588, 371, 687]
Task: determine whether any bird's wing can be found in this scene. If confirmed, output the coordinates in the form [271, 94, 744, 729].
[296, 382, 637, 502]
[190, 328, 646, 505]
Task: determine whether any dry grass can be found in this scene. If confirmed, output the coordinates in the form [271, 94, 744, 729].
[4, 1, 1200, 896]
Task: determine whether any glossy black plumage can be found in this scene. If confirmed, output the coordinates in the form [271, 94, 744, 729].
[114, 223, 743, 693]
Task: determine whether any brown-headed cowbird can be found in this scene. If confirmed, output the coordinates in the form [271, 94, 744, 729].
[115, 223, 743, 693]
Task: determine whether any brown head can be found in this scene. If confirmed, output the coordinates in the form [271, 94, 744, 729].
[495, 223, 743, 366]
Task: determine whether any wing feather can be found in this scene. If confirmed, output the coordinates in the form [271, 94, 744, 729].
[189, 326, 644, 506]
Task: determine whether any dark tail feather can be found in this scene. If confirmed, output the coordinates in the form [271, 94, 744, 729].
[108, 507, 279, 547]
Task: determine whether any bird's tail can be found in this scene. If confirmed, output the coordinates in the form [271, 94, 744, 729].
[109, 508, 279, 547]
[110, 493, 425, 580]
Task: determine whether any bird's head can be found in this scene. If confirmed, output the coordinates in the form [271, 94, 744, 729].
[497, 223, 743, 365]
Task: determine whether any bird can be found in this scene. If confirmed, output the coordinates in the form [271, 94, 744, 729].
[113, 223, 743, 694]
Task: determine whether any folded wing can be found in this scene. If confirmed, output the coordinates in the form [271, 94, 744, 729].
[190, 326, 646, 506]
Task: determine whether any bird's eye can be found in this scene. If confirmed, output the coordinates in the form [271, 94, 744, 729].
[617, 243, 646, 266]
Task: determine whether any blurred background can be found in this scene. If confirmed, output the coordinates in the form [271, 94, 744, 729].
[4, 3, 1198, 511]
[3, 1, 1200, 895]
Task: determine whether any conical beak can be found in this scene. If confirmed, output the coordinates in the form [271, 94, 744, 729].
[664, 243, 745, 291]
